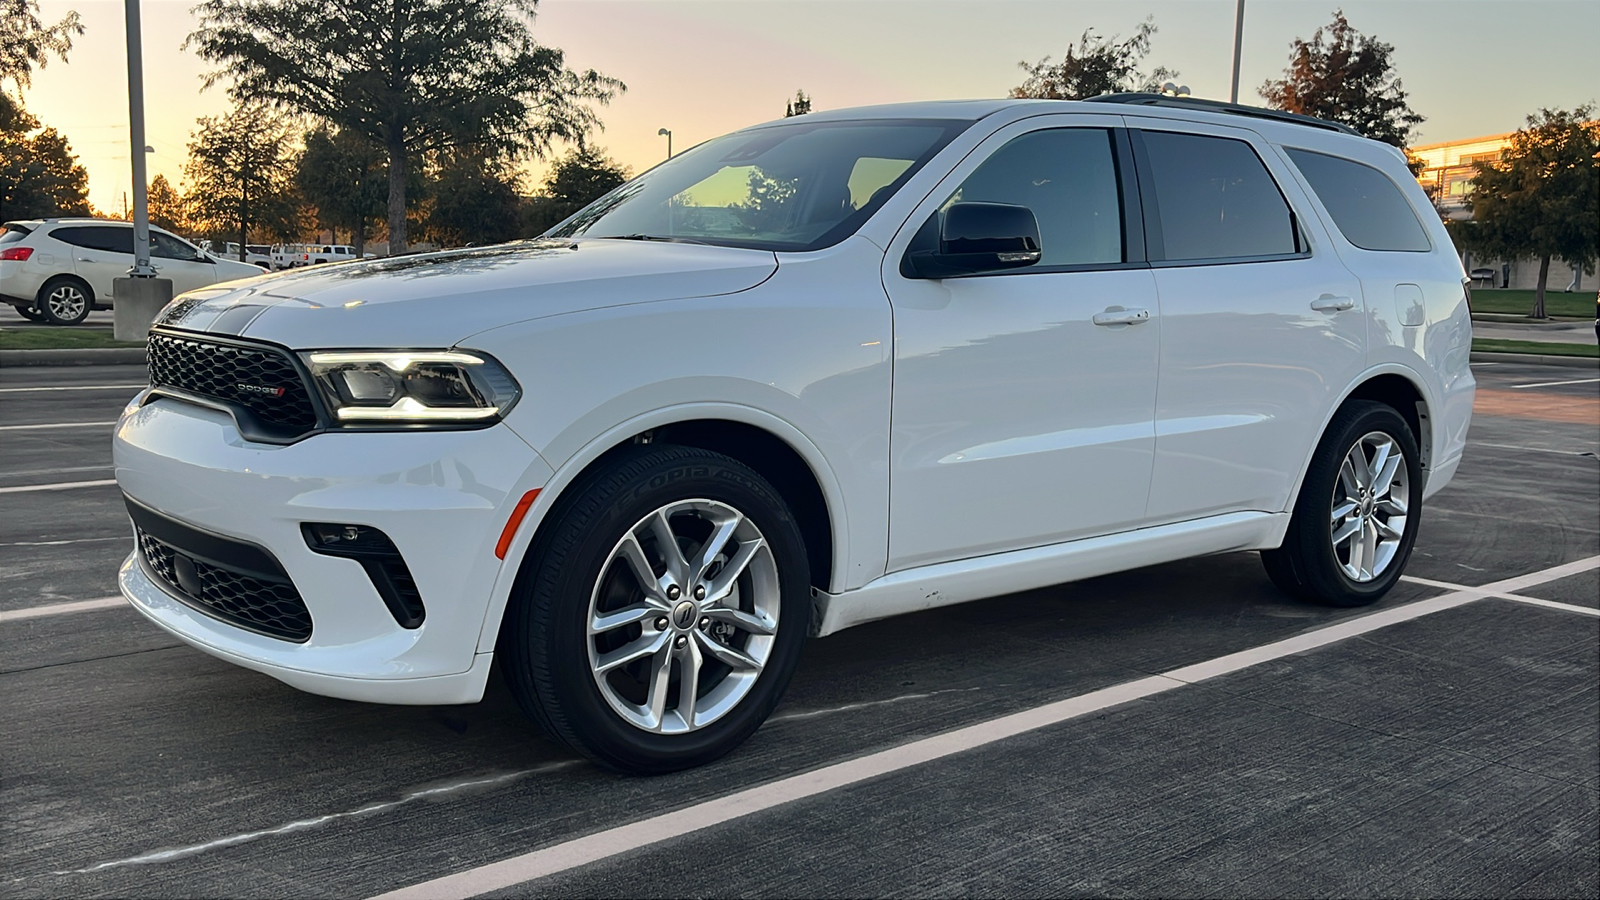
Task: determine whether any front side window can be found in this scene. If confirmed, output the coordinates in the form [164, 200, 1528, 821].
[550, 119, 969, 252]
[152, 233, 199, 260]
[946, 128, 1123, 267]
[1140, 131, 1299, 262]
[1285, 148, 1431, 252]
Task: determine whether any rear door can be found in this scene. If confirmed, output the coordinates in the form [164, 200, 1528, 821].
[1126, 120, 1366, 522]
[51, 225, 134, 300]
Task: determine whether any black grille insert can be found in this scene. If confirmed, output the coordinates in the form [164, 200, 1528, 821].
[147, 330, 320, 440]
[128, 498, 313, 642]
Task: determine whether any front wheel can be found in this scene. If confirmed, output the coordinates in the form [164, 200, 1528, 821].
[1262, 401, 1423, 607]
[501, 445, 812, 773]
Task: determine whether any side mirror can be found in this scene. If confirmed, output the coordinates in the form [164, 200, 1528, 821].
[903, 202, 1042, 279]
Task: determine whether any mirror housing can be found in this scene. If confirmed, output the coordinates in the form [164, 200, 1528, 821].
[903, 202, 1042, 279]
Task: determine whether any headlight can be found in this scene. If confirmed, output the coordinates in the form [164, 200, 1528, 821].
[301, 350, 520, 427]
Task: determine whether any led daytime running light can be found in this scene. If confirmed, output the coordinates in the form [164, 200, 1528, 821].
[335, 396, 500, 421]
[307, 350, 485, 371]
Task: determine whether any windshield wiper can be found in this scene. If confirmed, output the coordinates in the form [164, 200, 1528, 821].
[605, 234, 709, 245]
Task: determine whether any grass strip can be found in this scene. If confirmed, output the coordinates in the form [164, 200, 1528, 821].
[1472, 338, 1598, 358]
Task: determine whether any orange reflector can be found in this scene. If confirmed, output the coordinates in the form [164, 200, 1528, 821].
[495, 489, 541, 560]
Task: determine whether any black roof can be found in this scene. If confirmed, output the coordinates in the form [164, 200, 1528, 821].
[1086, 93, 1362, 137]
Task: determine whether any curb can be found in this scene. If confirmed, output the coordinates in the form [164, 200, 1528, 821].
[0, 348, 148, 367]
[1470, 351, 1599, 369]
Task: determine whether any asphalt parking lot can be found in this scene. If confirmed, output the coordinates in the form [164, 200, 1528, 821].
[2, 360, 1596, 899]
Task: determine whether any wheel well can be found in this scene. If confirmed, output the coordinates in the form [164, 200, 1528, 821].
[38, 274, 93, 302]
[566, 419, 835, 591]
[1343, 374, 1430, 468]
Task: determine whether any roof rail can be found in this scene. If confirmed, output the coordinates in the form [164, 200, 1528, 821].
[1085, 93, 1362, 137]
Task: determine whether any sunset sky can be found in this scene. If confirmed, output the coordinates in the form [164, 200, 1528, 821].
[16, 0, 1600, 216]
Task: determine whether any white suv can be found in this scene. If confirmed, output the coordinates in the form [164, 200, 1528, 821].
[0, 219, 264, 325]
[114, 97, 1474, 772]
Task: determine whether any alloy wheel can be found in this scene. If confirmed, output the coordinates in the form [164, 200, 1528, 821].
[1329, 431, 1410, 583]
[46, 284, 87, 322]
[586, 499, 780, 734]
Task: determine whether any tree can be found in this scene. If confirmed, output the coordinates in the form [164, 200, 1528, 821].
[1, 0, 83, 92]
[183, 104, 299, 259]
[296, 125, 387, 256]
[522, 146, 629, 235]
[147, 174, 188, 234]
[416, 152, 524, 247]
[0, 95, 91, 218]
[1453, 107, 1599, 319]
[784, 90, 811, 117]
[188, 0, 622, 254]
[1011, 18, 1175, 100]
[1259, 10, 1423, 148]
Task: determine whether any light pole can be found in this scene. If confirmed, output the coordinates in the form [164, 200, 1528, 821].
[1229, 0, 1246, 103]
[658, 128, 673, 159]
[113, 0, 172, 341]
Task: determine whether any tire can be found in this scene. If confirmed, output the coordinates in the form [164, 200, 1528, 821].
[35, 277, 93, 326]
[13, 304, 44, 322]
[1262, 400, 1423, 607]
[501, 445, 812, 774]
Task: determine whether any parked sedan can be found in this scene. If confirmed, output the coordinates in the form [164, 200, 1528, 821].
[0, 218, 264, 325]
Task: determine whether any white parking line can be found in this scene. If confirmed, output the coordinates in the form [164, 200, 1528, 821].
[0, 421, 118, 432]
[1403, 573, 1600, 618]
[0, 383, 144, 393]
[1511, 377, 1600, 389]
[0, 597, 124, 623]
[0, 479, 117, 494]
[369, 555, 1599, 900]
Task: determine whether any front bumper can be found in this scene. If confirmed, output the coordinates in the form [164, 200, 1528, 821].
[114, 393, 553, 704]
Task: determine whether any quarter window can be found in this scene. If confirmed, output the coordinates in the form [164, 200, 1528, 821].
[1139, 131, 1299, 262]
[1285, 148, 1431, 252]
[947, 128, 1123, 267]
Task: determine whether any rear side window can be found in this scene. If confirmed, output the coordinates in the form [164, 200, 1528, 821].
[1285, 148, 1431, 252]
[1138, 131, 1299, 262]
[947, 128, 1124, 267]
[51, 226, 134, 254]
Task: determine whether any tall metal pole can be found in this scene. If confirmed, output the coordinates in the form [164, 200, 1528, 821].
[1229, 0, 1246, 104]
[124, 0, 154, 276]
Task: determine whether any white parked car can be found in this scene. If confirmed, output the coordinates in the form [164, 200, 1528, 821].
[114, 97, 1474, 773]
[303, 244, 360, 265]
[0, 219, 264, 325]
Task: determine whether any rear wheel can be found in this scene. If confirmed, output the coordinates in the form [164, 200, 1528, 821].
[1262, 401, 1422, 607]
[36, 277, 93, 326]
[501, 445, 811, 773]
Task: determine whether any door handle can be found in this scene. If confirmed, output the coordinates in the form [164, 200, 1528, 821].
[1311, 294, 1355, 312]
[1092, 308, 1150, 326]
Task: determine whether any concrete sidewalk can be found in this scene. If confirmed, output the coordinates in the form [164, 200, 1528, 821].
[1472, 319, 1597, 345]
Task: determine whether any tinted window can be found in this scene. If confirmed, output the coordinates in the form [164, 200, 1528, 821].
[1140, 131, 1298, 261]
[152, 232, 200, 260]
[52, 226, 134, 254]
[1285, 148, 1431, 252]
[947, 129, 1123, 266]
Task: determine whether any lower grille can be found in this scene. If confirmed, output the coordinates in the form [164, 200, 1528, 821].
[128, 497, 312, 643]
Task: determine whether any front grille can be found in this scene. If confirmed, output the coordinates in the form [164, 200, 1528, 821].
[136, 525, 313, 643]
[147, 331, 319, 439]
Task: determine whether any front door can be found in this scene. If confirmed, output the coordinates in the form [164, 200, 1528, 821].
[883, 119, 1161, 572]
[150, 232, 217, 295]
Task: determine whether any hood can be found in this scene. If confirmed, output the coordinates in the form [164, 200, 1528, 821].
[155, 239, 778, 347]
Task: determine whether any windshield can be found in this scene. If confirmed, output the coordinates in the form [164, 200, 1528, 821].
[549, 118, 970, 252]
